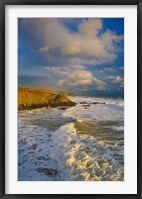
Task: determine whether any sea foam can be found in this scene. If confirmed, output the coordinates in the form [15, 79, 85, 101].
[18, 96, 124, 181]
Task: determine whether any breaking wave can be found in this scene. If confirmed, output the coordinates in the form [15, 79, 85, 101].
[18, 96, 124, 181]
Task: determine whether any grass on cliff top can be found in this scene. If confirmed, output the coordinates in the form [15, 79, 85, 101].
[18, 87, 76, 111]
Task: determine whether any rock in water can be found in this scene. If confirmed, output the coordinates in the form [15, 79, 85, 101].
[36, 167, 57, 177]
[31, 144, 37, 150]
[80, 101, 88, 104]
[82, 104, 90, 107]
[59, 107, 68, 110]
[91, 102, 106, 105]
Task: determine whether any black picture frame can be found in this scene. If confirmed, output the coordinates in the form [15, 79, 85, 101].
[0, 0, 141, 198]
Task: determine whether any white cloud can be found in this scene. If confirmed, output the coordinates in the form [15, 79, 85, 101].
[44, 65, 106, 91]
[28, 18, 123, 65]
[107, 75, 123, 83]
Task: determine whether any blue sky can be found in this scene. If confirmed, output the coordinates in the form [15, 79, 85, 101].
[18, 18, 124, 96]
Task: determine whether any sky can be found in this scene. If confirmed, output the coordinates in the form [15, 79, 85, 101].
[18, 18, 124, 97]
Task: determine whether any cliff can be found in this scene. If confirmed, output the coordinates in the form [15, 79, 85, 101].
[18, 87, 76, 111]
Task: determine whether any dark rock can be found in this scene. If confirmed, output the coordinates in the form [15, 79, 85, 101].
[82, 104, 90, 109]
[91, 102, 106, 105]
[50, 95, 76, 107]
[59, 107, 68, 110]
[80, 101, 88, 104]
[31, 143, 37, 150]
[36, 167, 57, 177]
[37, 156, 51, 161]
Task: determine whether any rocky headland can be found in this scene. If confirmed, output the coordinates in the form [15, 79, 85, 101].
[18, 87, 76, 111]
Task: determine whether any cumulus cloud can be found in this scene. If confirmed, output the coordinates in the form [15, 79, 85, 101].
[107, 75, 123, 83]
[44, 65, 106, 91]
[18, 18, 124, 94]
[23, 18, 123, 65]
[79, 19, 102, 37]
[45, 20, 120, 60]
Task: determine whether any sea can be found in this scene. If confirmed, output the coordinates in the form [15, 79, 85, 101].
[18, 96, 124, 181]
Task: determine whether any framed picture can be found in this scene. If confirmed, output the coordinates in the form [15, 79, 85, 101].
[0, 0, 141, 198]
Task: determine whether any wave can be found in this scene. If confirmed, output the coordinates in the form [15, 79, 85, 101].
[64, 97, 124, 123]
[18, 96, 124, 181]
[18, 120, 124, 181]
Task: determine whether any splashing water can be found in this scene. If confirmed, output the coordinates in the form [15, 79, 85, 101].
[18, 96, 124, 181]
